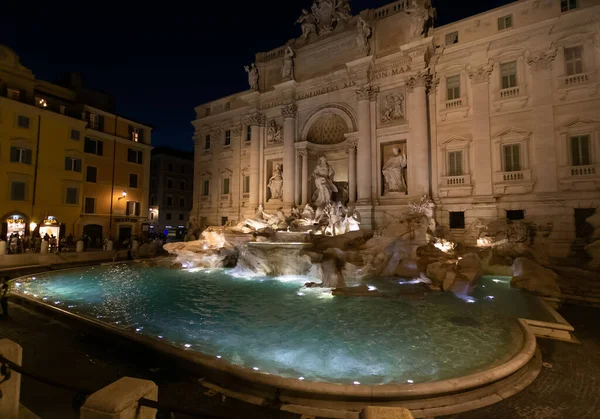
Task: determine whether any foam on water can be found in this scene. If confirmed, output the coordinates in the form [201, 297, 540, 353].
[13, 265, 543, 385]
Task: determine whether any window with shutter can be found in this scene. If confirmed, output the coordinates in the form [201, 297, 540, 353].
[564, 46, 583, 75]
[65, 187, 78, 204]
[11, 182, 26, 201]
[222, 178, 230, 194]
[127, 148, 143, 164]
[65, 157, 82, 172]
[243, 175, 250, 193]
[86, 166, 97, 183]
[448, 151, 463, 176]
[571, 135, 591, 166]
[84, 138, 103, 155]
[446, 75, 460, 100]
[497, 15, 512, 30]
[84, 197, 96, 214]
[500, 61, 517, 89]
[10, 147, 32, 164]
[134, 202, 141, 216]
[503, 144, 521, 172]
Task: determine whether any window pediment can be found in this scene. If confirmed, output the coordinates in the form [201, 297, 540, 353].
[491, 46, 525, 63]
[199, 170, 212, 178]
[241, 165, 250, 175]
[441, 134, 472, 148]
[219, 168, 233, 177]
[559, 118, 600, 134]
[493, 127, 532, 143]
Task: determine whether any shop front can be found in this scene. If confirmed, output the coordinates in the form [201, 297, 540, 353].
[38, 216, 62, 242]
[2, 213, 29, 240]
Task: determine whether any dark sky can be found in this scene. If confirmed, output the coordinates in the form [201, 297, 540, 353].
[1, 0, 512, 151]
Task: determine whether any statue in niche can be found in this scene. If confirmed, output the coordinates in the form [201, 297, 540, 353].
[244, 63, 259, 91]
[382, 146, 408, 194]
[267, 164, 284, 201]
[405, 0, 430, 38]
[281, 46, 295, 80]
[267, 120, 282, 144]
[296, 9, 318, 41]
[381, 93, 405, 123]
[311, 156, 338, 208]
[355, 17, 371, 55]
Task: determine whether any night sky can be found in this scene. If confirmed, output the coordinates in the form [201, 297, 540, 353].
[1, 0, 512, 151]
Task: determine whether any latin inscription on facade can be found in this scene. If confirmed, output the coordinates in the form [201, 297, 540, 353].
[296, 80, 356, 101]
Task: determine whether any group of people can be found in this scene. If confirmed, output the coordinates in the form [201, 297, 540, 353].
[5, 232, 68, 254]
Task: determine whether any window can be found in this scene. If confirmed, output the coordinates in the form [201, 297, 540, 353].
[150, 195, 156, 206]
[221, 216, 228, 226]
[7, 88, 20, 100]
[500, 61, 517, 89]
[17, 115, 30, 129]
[126, 201, 141, 216]
[445, 31, 458, 46]
[571, 135, 591, 166]
[65, 187, 79, 204]
[129, 173, 138, 188]
[167, 195, 173, 207]
[88, 112, 101, 130]
[564, 46, 583, 76]
[167, 179, 173, 189]
[60, 105, 66, 115]
[204, 135, 211, 150]
[561, 0, 578, 12]
[84, 137, 104, 156]
[180, 166, 186, 174]
[225, 130, 231, 146]
[86, 166, 97, 183]
[150, 213, 154, 221]
[11, 181, 26, 201]
[448, 151, 463, 176]
[243, 175, 250, 194]
[127, 148, 143, 164]
[70, 129, 81, 141]
[503, 144, 521, 172]
[246, 126, 252, 142]
[180, 180, 185, 190]
[446, 75, 460, 100]
[222, 178, 230, 195]
[449, 212, 465, 229]
[64, 157, 82, 172]
[202, 180, 210, 196]
[506, 210, 525, 220]
[168, 163, 173, 171]
[130, 126, 141, 142]
[497, 15, 512, 30]
[84, 197, 96, 214]
[10, 147, 32, 164]
[179, 197, 185, 208]
[178, 214, 184, 221]
[166, 213, 172, 221]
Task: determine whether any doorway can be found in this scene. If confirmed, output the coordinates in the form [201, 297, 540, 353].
[118, 226, 132, 246]
[83, 224, 103, 249]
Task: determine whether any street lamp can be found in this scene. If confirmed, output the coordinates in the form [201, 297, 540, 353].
[118, 191, 127, 200]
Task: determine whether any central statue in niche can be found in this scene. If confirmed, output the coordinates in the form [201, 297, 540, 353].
[312, 156, 338, 207]
[382, 146, 408, 194]
[268, 164, 284, 201]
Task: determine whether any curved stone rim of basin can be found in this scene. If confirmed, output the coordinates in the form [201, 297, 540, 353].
[10, 267, 538, 410]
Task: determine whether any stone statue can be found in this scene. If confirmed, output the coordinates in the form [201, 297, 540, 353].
[381, 93, 404, 123]
[244, 63, 259, 91]
[281, 46, 295, 80]
[356, 17, 371, 55]
[334, 0, 352, 24]
[267, 164, 284, 201]
[296, 9, 317, 41]
[267, 120, 282, 144]
[382, 146, 407, 194]
[311, 156, 338, 207]
[405, 0, 429, 38]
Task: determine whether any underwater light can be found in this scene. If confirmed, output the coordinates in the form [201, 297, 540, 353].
[184, 344, 191, 348]
[353, 381, 360, 385]
[253, 367, 259, 371]
[15, 282, 21, 287]
[466, 299, 476, 303]
[486, 296, 495, 300]
[407, 379, 414, 384]
[136, 328, 142, 332]
[68, 305, 74, 308]
[33, 294, 38, 298]
[367, 285, 377, 291]
[298, 377, 305, 380]
[297, 292, 304, 296]
[32, 277, 36, 280]
[158, 336, 163, 339]
[216, 355, 222, 359]
[54, 301, 61, 305]
[492, 279, 501, 283]
[43, 297, 47, 301]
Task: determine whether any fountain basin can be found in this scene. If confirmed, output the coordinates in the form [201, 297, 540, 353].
[10, 265, 541, 417]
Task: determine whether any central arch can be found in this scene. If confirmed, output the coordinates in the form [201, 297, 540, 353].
[300, 103, 357, 144]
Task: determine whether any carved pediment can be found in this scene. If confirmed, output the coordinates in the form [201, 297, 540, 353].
[199, 170, 212, 178]
[441, 134, 472, 147]
[493, 127, 532, 142]
[241, 165, 250, 174]
[559, 117, 600, 134]
[219, 168, 233, 177]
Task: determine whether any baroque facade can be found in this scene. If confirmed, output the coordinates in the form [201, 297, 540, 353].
[192, 0, 600, 257]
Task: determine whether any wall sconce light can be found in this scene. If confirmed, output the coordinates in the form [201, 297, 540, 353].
[118, 191, 127, 200]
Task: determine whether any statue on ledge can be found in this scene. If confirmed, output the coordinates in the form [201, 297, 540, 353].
[296, 0, 352, 40]
[281, 46, 295, 80]
[356, 17, 371, 55]
[382, 146, 407, 194]
[311, 156, 338, 207]
[244, 63, 259, 91]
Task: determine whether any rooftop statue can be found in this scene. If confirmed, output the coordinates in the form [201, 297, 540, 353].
[281, 46, 295, 80]
[244, 63, 259, 91]
[296, 0, 352, 40]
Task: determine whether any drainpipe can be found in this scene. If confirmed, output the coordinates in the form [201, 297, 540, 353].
[31, 114, 42, 220]
[108, 117, 118, 237]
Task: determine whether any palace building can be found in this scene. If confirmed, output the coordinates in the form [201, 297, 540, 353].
[0, 46, 152, 246]
[191, 0, 600, 258]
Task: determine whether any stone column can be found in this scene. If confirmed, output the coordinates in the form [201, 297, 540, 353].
[528, 48, 558, 192]
[406, 70, 431, 197]
[295, 152, 301, 205]
[231, 125, 242, 218]
[468, 63, 494, 197]
[347, 142, 357, 203]
[211, 129, 221, 219]
[356, 86, 372, 203]
[300, 150, 309, 205]
[281, 103, 297, 207]
[246, 113, 263, 209]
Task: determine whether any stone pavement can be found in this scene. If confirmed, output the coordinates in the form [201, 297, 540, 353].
[0, 302, 599, 419]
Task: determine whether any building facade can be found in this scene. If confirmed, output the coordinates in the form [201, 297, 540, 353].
[192, 0, 600, 258]
[149, 147, 194, 240]
[0, 46, 152, 246]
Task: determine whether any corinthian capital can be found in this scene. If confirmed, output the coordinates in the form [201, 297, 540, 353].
[468, 62, 493, 84]
[526, 47, 558, 71]
[406, 70, 432, 92]
[355, 85, 372, 101]
[245, 113, 266, 127]
[281, 102, 298, 119]
[231, 125, 242, 135]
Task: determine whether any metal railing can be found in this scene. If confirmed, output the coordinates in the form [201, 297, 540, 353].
[0, 354, 224, 418]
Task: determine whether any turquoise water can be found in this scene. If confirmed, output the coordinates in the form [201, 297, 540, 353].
[12, 265, 542, 385]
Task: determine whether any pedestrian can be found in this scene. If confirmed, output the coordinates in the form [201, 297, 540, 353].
[0, 276, 9, 318]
